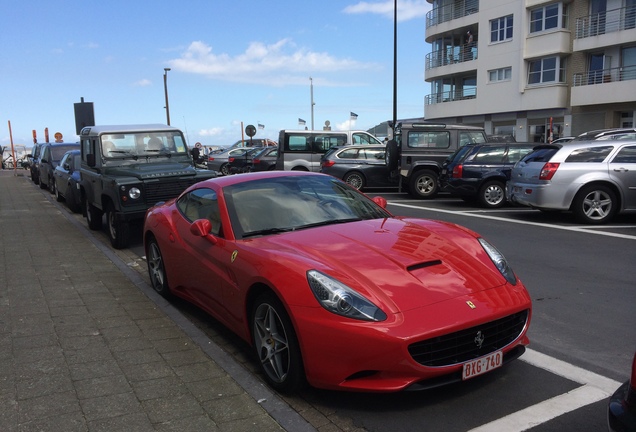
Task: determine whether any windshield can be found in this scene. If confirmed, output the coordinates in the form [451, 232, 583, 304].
[224, 175, 391, 239]
[101, 131, 188, 159]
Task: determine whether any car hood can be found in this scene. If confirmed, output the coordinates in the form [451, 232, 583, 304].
[253, 217, 508, 313]
[105, 162, 196, 180]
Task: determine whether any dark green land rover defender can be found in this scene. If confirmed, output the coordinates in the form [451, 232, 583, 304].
[79, 124, 215, 249]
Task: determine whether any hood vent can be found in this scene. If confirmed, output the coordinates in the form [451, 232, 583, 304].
[407, 260, 442, 272]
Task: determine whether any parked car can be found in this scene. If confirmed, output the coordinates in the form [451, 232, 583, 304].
[251, 147, 278, 172]
[228, 147, 262, 174]
[388, 120, 488, 199]
[53, 150, 82, 213]
[320, 144, 397, 190]
[572, 128, 636, 141]
[28, 142, 46, 184]
[440, 142, 535, 208]
[507, 140, 636, 224]
[207, 147, 256, 175]
[607, 352, 636, 432]
[38, 142, 80, 193]
[144, 171, 532, 393]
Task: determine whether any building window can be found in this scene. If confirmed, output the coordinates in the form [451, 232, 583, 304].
[489, 67, 512, 82]
[528, 56, 566, 85]
[491, 15, 513, 42]
[530, 3, 567, 33]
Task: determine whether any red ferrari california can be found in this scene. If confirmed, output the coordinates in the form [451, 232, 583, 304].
[143, 171, 532, 392]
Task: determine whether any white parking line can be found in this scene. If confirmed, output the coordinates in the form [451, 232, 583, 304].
[468, 349, 621, 432]
[388, 202, 636, 241]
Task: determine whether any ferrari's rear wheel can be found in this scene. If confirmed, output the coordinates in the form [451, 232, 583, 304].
[252, 293, 304, 393]
[146, 236, 171, 298]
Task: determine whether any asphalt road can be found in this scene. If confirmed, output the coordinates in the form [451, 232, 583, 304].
[68, 187, 636, 432]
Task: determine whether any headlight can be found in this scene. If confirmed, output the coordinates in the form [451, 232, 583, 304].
[478, 238, 517, 285]
[307, 270, 387, 321]
[129, 187, 141, 200]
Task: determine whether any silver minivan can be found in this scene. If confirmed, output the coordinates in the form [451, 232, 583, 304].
[507, 140, 636, 224]
[275, 130, 383, 171]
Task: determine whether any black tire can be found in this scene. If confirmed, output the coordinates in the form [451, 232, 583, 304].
[386, 140, 399, 171]
[85, 197, 103, 230]
[343, 171, 366, 190]
[32, 171, 39, 184]
[39, 176, 47, 189]
[106, 202, 130, 249]
[54, 181, 63, 202]
[65, 185, 81, 213]
[408, 169, 439, 199]
[572, 184, 617, 224]
[146, 236, 171, 298]
[49, 177, 56, 195]
[251, 292, 305, 393]
[478, 180, 506, 208]
[219, 163, 230, 176]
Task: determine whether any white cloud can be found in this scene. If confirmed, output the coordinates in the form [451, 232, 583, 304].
[199, 128, 224, 137]
[343, 0, 431, 22]
[133, 79, 152, 87]
[168, 39, 378, 86]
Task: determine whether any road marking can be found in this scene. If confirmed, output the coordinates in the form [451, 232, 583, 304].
[468, 349, 622, 432]
[388, 202, 636, 241]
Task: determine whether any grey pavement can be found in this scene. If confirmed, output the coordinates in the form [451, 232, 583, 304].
[0, 168, 316, 432]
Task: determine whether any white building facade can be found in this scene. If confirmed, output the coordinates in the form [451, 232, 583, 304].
[424, 0, 636, 142]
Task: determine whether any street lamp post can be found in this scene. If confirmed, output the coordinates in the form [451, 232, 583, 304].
[163, 68, 171, 125]
[310, 77, 315, 131]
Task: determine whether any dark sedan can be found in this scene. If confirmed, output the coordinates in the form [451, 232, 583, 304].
[251, 147, 278, 172]
[53, 150, 82, 213]
[38, 142, 80, 192]
[320, 145, 397, 190]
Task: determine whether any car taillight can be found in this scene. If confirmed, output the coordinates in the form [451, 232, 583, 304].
[322, 160, 335, 167]
[208, 156, 214, 161]
[253, 159, 261, 164]
[630, 353, 636, 395]
[539, 162, 560, 180]
[452, 165, 463, 178]
[228, 157, 235, 162]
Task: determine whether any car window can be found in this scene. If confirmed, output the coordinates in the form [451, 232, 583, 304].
[363, 148, 386, 160]
[445, 145, 473, 164]
[408, 131, 450, 148]
[564, 146, 614, 163]
[611, 145, 636, 163]
[352, 133, 382, 145]
[506, 146, 535, 163]
[176, 188, 222, 236]
[472, 146, 506, 164]
[520, 147, 560, 163]
[459, 131, 487, 147]
[338, 148, 361, 159]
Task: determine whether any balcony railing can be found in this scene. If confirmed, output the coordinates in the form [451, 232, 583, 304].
[573, 65, 636, 86]
[425, 88, 477, 105]
[575, 5, 636, 38]
[426, 46, 478, 69]
[426, 0, 479, 28]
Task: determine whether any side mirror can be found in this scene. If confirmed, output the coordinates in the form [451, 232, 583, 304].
[189, 219, 218, 244]
[372, 196, 387, 209]
[87, 153, 96, 167]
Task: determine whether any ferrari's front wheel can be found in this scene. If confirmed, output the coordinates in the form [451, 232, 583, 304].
[251, 293, 304, 393]
[146, 236, 171, 298]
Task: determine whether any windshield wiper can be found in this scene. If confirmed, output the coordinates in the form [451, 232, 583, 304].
[293, 217, 362, 230]
[242, 227, 295, 238]
[108, 150, 138, 160]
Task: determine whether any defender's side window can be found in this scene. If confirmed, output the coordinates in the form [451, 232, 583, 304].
[408, 131, 450, 148]
[459, 131, 487, 147]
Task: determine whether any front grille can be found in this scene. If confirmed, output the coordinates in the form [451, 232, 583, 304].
[144, 178, 200, 204]
[408, 310, 529, 367]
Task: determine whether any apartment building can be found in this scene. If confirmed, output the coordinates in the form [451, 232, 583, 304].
[423, 0, 636, 142]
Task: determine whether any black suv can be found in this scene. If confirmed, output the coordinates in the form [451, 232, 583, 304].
[387, 120, 488, 198]
[439, 142, 535, 208]
[79, 124, 216, 249]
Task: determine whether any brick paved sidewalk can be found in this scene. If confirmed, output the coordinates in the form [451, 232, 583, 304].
[0, 169, 313, 431]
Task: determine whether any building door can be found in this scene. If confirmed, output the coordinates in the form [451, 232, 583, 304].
[589, 53, 605, 84]
[590, 0, 607, 35]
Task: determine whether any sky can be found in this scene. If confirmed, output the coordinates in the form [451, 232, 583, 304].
[1, 0, 432, 149]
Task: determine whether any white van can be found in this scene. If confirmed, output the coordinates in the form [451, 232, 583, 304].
[275, 130, 382, 171]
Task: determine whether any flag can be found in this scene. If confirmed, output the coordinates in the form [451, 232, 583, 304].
[298, 118, 306, 125]
[350, 112, 358, 120]
[258, 123, 264, 129]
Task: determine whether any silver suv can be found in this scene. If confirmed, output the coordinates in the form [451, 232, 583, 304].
[507, 140, 636, 224]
